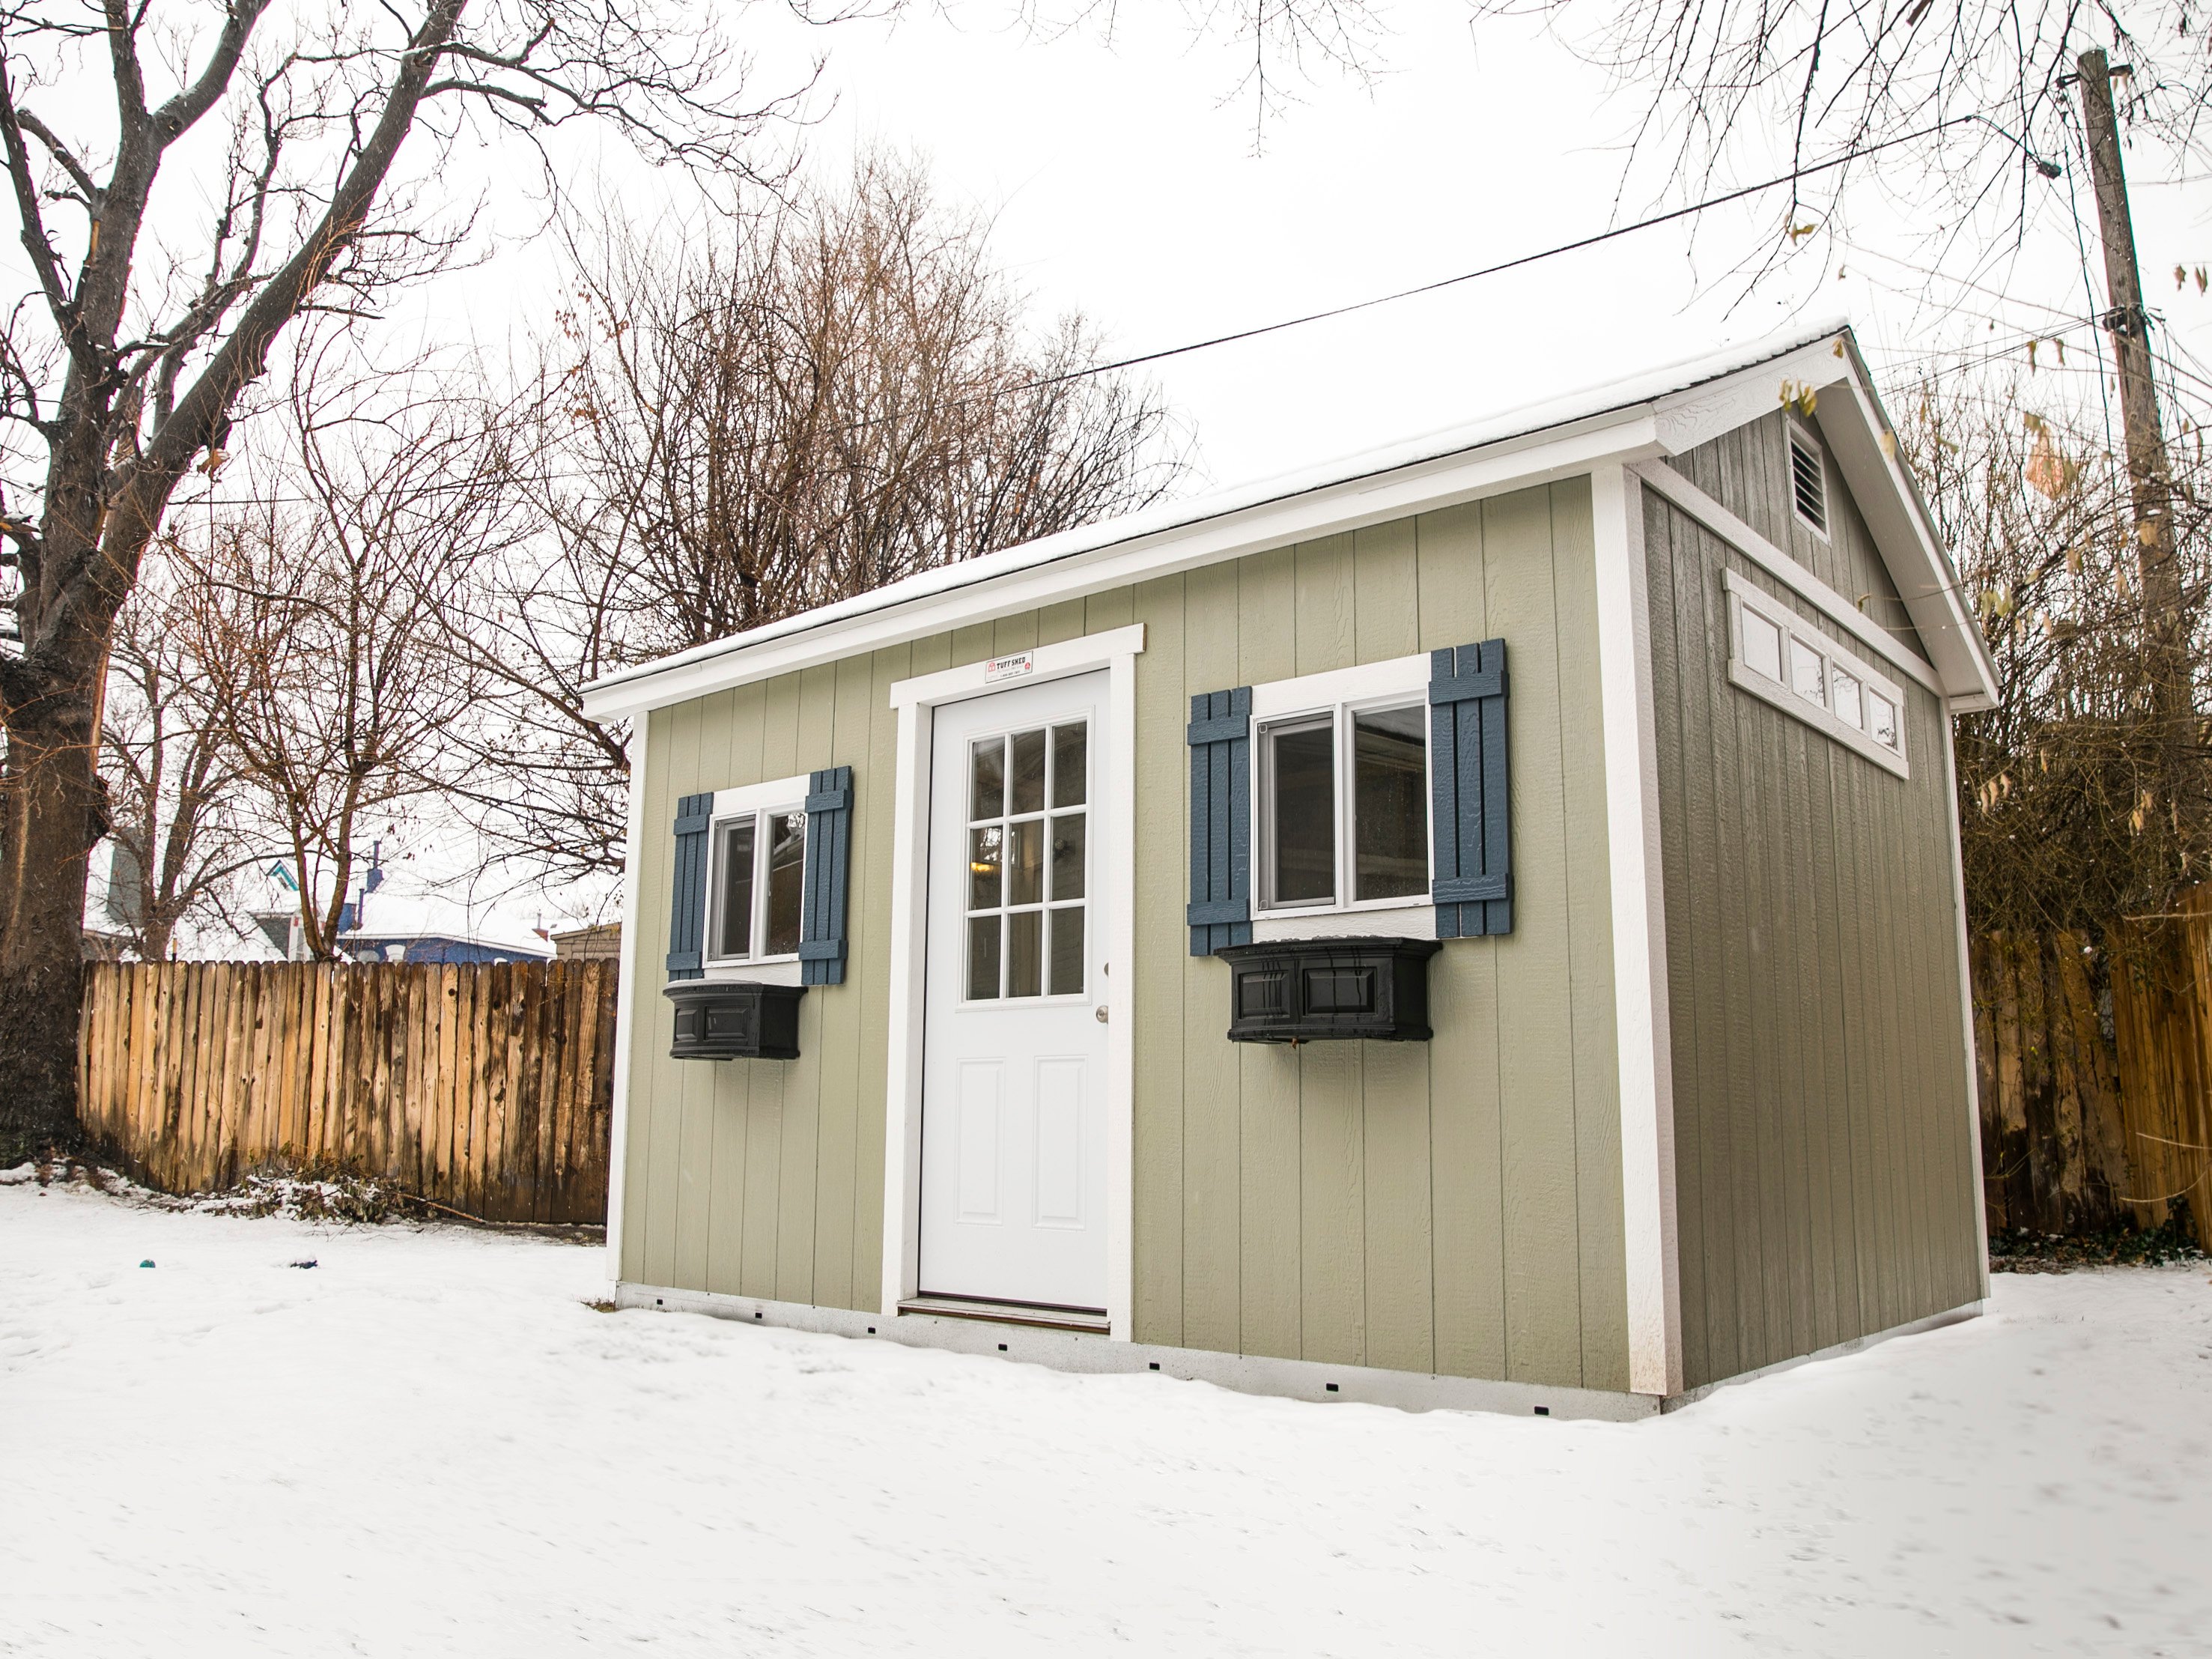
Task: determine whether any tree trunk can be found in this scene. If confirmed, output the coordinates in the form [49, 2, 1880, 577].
[0, 679, 100, 1153]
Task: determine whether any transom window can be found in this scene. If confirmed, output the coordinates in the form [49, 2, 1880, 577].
[1726, 570, 1908, 778]
[965, 721, 1088, 1000]
[1251, 655, 1432, 916]
[705, 777, 812, 965]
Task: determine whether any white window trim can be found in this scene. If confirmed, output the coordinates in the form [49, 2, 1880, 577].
[1248, 652, 1433, 923]
[1725, 570, 1909, 778]
[701, 772, 812, 984]
[1787, 420, 1831, 542]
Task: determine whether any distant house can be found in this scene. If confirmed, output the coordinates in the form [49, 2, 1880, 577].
[551, 922, 623, 962]
[337, 929, 552, 966]
[580, 321, 1998, 1419]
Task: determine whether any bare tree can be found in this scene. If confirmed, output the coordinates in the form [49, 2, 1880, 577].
[1486, 0, 2209, 273]
[445, 154, 1186, 887]
[98, 574, 259, 959]
[1909, 377, 2212, 936]
[0, 0, 809, 1147]
[174, 344, 529, 959]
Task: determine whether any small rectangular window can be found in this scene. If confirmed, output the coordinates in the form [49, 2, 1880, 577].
[1740, 607, 1784, 682]
[764, 810, 806, 956]
[1724, 570, 1909, 778]
[1868, 690, 1900, 750]
[1789, 636, 1827, 706]
[1790, 429, 1829, 536]
[1832, 669, 1863, 730]
[1262, 718, 1337, 906]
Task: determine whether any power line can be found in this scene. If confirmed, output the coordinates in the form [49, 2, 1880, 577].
[1014, 113, 2029, 395]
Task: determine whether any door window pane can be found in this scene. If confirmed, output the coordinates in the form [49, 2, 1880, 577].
[1010, 728, 1048, 815]
[1008, 819, 1044, 906]
[1007, 910, 1042, 997]
[968, 826, 1003, 909]
[970, 738, 1004, 822]
[711, 819, 755, 959]
[765, 810, 806, 956]
[1051, 723, 1087, 807]
[1048, 906, 1084, 996]
[1353, 705, 1428, 900]
[1265, 720, 1336, 905]
[1049, 813, 1087, 901]
[967, 915, 1001, 1000]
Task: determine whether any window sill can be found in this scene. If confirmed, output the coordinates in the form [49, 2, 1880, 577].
[1251, 902, 1434, 944]
[700, 959, 803, 987]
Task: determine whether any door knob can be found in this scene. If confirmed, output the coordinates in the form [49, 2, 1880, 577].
[1094, 1004, 1109, 1024]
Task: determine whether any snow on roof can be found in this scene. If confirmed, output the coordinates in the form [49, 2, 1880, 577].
[582, 318, 1863, 709]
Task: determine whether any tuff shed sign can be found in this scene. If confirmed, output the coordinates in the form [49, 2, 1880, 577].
[983, 651, 1035, 684]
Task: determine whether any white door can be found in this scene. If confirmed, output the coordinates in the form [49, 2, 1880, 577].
[919, 671, 1110, 1313]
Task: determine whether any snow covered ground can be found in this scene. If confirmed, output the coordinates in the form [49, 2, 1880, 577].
[4, 1178, 2208, 1656]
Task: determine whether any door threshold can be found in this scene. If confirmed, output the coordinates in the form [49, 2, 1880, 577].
[899, 1295, 1110, 1335]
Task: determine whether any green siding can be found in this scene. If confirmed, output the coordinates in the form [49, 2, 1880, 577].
[1643, 483, 1981, 1392]
[618, 479, 1630, 1390]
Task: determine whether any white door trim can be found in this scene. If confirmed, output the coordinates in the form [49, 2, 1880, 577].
[1591, 464, 1684, 1398]
[880, 623, 1145, 1338]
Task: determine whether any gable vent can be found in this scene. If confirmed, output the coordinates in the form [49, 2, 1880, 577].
[1789, 429, 1829, 536]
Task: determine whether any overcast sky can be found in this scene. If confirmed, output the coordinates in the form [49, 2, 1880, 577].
[421, 2, 2212, 490]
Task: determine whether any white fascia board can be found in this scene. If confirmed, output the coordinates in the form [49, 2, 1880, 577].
[1815, 374, 1999, 710]
[1650, 333, 1859, 454]
[581, 412, 1662, 722]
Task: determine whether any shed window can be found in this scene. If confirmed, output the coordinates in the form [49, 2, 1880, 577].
[1725, 570, 1909, 779]
[1252, 656, 1432, 917]
[705, 777, 812, 965]
[1789, 426, 1829, 537]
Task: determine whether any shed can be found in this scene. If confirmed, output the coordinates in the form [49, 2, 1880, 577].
[580, 321, 1998, 1419]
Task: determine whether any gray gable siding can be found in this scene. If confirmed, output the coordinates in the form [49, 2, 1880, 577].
[1673, 410, 1930, 664]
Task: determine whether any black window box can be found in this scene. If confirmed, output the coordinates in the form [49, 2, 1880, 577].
[1217, 936, 1442, 1043]
[664, 980, 806, 1061]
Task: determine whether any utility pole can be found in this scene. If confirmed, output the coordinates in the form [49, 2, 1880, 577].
[2076, 49, 2190, 760]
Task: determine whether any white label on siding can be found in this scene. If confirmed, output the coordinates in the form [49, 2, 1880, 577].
[985, 652, 1035, 684]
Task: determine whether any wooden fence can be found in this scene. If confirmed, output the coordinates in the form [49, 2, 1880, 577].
[1972, 891, 2212, 1240]
[79, 961, 618, 1225]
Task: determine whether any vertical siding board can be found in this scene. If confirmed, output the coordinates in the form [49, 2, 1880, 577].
[1483, 483, 1585, 1386]
[1642, 498, 1710, 1387]
[776, 663, 839, 1303]
[1298, 1042, 1367, 1365]
[1179, 562, 1244, 1354]
[1672, 506, 1744, 1385]
[1352, 517, 1434, 1375]
[1236, 544, 1301, 1359]
[811, 651, 878, 1309]
[1133, 574, 1189, 1347]
[1418, 500, 1507, 1380]
[1805, 739, 1857, 1348]
[644, 700, 702, 1287]
[1036, 597, 1089, 646]
[1777, 720, 1826, 1356]
[1550, 479, 1629, 1390]
[848, 643, 916, 1303]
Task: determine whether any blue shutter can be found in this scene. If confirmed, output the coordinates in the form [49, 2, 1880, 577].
[1186, 688, 1254, 956]
[798, 766, 854, 986]
[1429, 640, 1513, 938]
[666, 792, 714, 980]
